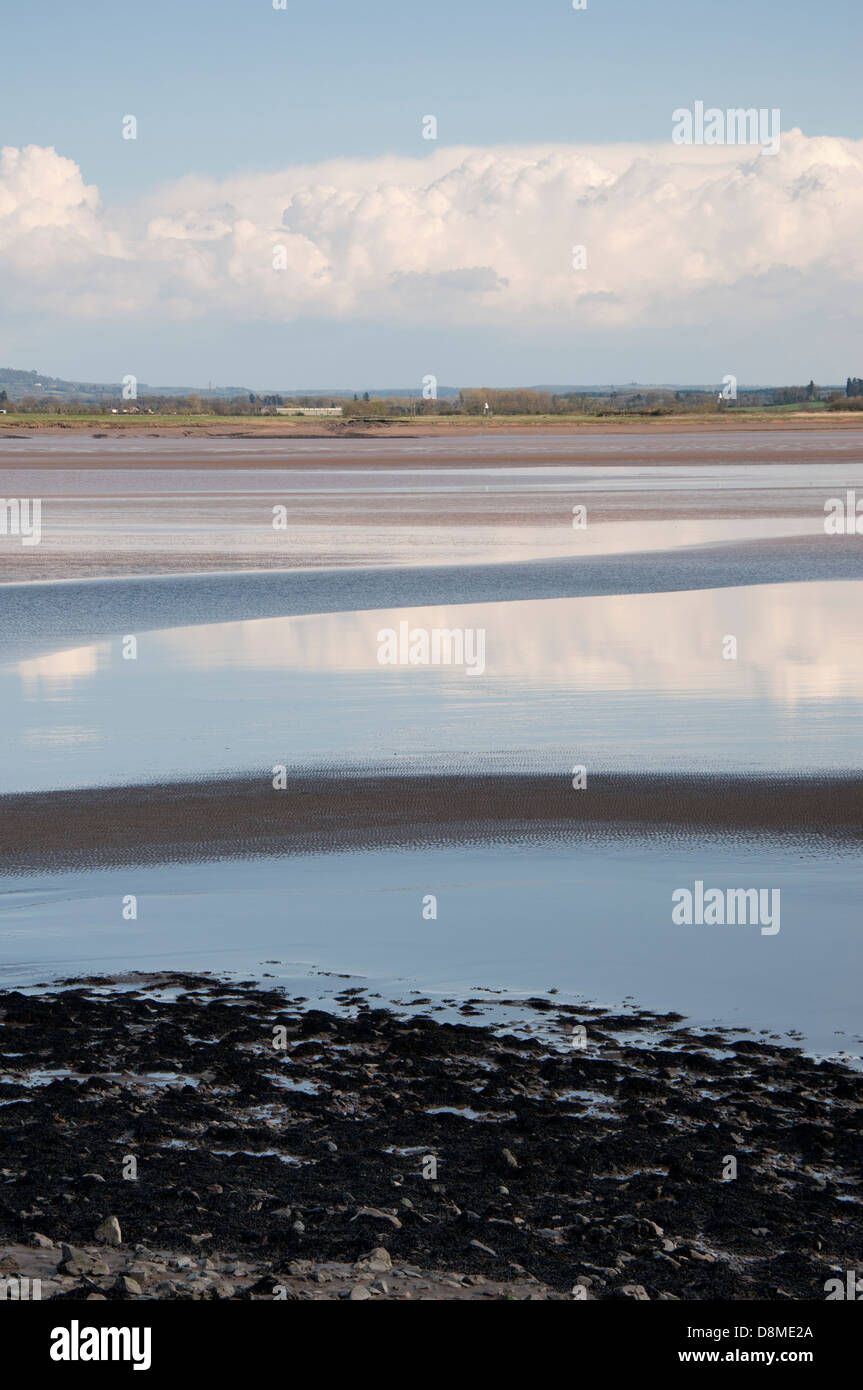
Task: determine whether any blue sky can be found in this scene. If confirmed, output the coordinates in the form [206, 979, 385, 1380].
[2, 0, 862, 386]
[4, 0, 859, 197]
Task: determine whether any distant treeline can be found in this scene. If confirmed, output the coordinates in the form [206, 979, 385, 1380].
[2, 381, 863, 415]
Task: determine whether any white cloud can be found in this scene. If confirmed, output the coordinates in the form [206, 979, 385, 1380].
[3, 134, 863, 328]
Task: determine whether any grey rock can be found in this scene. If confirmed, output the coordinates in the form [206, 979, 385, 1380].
[364, 1247, 392, 1273]
[94, 1215, 122, 1247]
[58, 1245, 109, 1277]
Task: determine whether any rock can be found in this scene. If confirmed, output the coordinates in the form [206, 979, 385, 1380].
[115, 1275, 142, 1296]
[85, 1293, 107, 1301]
[352, 1206, 402, 1229]
[619, 1284, 650, 1300]
[469, 1239, 497, 1257]
[349, 1284, 372, 1300]
[30, 1233, 55, 1248]
[94, 1216, 122, 1247]
[364, 1247, 392, 1273]
[501, 1148, 519, 1169]
[58, 1245, 109, 1277]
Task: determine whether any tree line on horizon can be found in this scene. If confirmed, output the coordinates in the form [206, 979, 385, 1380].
[3, 380, 863, 415]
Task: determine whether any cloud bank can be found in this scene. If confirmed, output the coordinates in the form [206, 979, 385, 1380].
[2, 133, 863, 329]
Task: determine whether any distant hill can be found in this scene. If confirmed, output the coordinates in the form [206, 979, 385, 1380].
[0, 369, 252, 401]
[0, 369, 468, 402]
[0, 368, 845, 403]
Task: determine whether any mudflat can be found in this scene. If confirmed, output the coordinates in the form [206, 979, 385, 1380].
[2, 771, 861, 875]
[0, 972, 858, 1301]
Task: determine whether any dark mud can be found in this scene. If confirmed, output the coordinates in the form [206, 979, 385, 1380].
[0, 973, 860, 1301]
[2, 771, 861, 875]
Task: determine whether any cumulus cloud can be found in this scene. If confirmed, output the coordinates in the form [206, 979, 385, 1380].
[2, 134, 863, 328]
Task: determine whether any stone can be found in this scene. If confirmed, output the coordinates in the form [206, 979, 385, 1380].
[58, 1245, 109, 1277]
[619, 1284, 650, 1300]
[115, 1275, 142, 1296]
[94, 1215, 122, 1246]
[353, 1206, 402, 1229]
[349, 1284, 372, 1300]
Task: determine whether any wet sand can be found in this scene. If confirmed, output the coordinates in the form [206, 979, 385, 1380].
[2, 771, 860, 875]
[2, 419, 863, 471]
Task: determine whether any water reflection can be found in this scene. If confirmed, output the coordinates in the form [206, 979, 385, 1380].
[2, 580, 861, 792]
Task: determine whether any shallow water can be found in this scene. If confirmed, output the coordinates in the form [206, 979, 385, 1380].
[0, 839, 859, 1059]
[1, 579, 861, 792]
[1, 444, 861, 1054]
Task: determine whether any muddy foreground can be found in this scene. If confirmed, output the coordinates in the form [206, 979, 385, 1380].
[0, 972, 859, 1301]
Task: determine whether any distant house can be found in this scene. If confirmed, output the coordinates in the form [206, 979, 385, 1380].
[274, 406, 343, 417]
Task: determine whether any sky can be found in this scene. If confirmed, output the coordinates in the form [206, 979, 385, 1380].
[1, 0, 862, 388]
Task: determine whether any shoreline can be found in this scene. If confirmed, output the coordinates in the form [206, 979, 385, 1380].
[0, 971, 858, 1301]
[2, 771, 860, 875]
[1, 416, 863, 468]
[3, 412, 863, 441]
